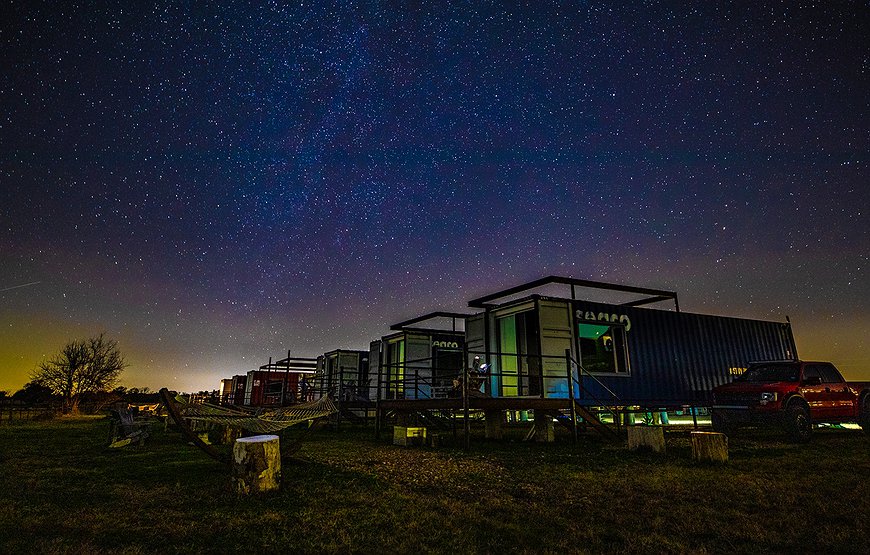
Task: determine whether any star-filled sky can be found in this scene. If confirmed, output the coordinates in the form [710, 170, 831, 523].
[2, 1, 868, 393]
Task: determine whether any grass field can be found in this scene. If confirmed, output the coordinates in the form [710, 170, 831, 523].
[0, 416, 868, 554]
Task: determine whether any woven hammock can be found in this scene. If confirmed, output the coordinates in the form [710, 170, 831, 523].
[173, 395, 338, 434]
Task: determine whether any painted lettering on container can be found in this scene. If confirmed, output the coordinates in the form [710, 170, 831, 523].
[432, 340, 461, 349]
[575, 309, 632, 332]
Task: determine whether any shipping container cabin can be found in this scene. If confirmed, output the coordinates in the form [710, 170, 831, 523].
[227, 374, 247, 405]
[371, 312, 470, 401]
[466, 276, 798, 407]
[219, 379, 233, 404]
[243, 356, 317, 406]
[314, 349, 370, 401]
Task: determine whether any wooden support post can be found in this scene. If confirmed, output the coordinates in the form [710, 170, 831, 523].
[375, 344, 383, 440]
[462, 358, 470, 450]
[232, 435, 281, 494]
[691, 431, 728, 463]
[336, 376, 342, 431]
[485, 410, 503, 440]
[565, 348, 578, 445]
[627, 426, 666, 453]
[375, 406, 382, 440]
[533, 411, 554, 443]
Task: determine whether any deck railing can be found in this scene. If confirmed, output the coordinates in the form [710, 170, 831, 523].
[376, 349, 628, 402]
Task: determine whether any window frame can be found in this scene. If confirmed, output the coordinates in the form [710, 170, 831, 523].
[576, 321, 631, 376]
[817, 364, 844, 384]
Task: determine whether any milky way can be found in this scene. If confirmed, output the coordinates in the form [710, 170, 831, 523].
[1, 2, 867, 392]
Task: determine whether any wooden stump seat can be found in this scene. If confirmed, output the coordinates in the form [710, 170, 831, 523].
[691, 431, 728, 463]
[627, 426, 666, 453]
[232, 435, 281, 494]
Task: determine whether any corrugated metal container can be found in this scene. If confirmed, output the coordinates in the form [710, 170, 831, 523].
[574, 298, 796, 405]
[229, 375, 247, 405]
[373, 329, 465, 400]
[243, 370, 303, 406]
[219, 379, 233, 404]
[315, 349, 370, 400]
[470, 295, 796, 406]
[369, 340, 382, 400]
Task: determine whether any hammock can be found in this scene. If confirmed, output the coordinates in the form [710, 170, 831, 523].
[159, 388, 338, 465]
[171, 395, 338, 434]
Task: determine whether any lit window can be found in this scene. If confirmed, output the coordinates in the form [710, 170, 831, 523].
[578, 323, 629, 374]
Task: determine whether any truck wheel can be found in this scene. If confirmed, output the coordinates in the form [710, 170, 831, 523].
[711, 410, 733, 436]
[785, 404, 812, 443]
[859, 396, 870, 435]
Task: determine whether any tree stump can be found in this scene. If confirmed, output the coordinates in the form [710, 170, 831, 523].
[628, 426, 666, 453]
[216, 426, 242, 445]
[232, 435, 281, 494]
[691, 431, 728, 463]
[485, 410, 503, 440]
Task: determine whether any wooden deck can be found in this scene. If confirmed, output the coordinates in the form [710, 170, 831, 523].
[378, 397, 575, 411]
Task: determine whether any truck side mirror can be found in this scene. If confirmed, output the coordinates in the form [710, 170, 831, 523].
[802, 376, 822, 386]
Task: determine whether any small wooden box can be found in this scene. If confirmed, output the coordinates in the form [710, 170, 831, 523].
[393, 426, 427, 446]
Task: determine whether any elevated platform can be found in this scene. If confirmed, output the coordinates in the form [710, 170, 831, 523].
[379, 397, 575, 411]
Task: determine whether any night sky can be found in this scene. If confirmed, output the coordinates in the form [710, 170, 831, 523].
[2, 1, 868, 393]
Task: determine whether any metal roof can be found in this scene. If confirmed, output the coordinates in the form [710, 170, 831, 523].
[389, 310, 473, 332]
[259, 356, 318, 374]
[467, 275, 680, 311]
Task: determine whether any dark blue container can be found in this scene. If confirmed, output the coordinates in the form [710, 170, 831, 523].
[571, 299, 797, 406]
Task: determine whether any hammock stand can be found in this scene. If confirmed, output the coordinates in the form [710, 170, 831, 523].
[159, 388, 337, 465]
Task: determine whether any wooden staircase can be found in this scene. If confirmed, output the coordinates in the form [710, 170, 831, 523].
[414, 409, 453, 431]
[546, 402, 620, 441]
[573, 402, 620, 441]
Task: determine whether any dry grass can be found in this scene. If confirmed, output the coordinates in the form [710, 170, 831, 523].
[0, 416, 867, 553]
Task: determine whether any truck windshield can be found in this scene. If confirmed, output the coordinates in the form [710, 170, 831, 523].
[740, 364, 799, 383]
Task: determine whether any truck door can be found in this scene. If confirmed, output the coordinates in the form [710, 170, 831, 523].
[800, 365, 832, 420]
[818, 363, 854, 420]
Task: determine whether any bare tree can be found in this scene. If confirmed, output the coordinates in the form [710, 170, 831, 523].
[31, 334, 128, 413]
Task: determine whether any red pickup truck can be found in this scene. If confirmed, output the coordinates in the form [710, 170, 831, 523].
[711, 360, 870, 442]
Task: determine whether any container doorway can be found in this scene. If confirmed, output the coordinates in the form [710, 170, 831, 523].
[433, 346, 463, 397]
[497, 310, 542, 396]
[385, 339, 405, 399]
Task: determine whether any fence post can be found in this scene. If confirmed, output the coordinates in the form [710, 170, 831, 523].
[336, 375, 343, 430]
[375, 358, 383, 440]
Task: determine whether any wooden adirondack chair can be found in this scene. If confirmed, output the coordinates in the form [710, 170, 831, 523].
[108, 406, 152, 448]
